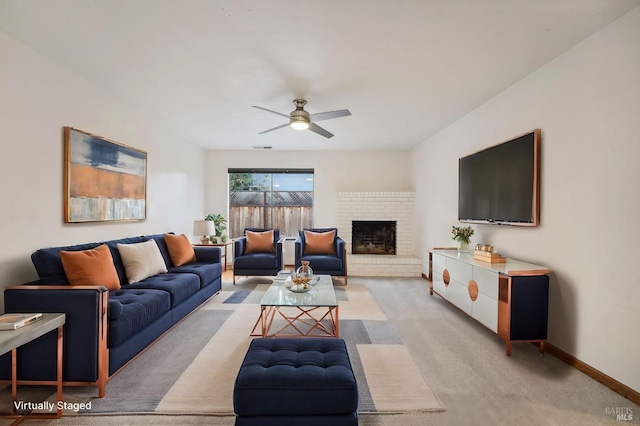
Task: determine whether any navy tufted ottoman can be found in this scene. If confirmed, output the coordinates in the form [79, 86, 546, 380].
[233, 338, 358, 426]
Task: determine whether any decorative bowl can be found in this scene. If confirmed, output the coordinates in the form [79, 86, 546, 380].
[288, 285, 312, 293]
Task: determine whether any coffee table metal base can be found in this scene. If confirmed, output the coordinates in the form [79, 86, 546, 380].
[251, 305, 339, 338]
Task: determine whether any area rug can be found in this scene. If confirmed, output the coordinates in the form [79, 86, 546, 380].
[2, 281, 444, 416]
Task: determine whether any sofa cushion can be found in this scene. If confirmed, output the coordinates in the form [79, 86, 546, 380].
[60, 244, 121, 290]
[169, 262, 222, 289]
[122, 272, 200, 307]
[31, 236, 144, 285]
[117, 239, 168, 284]
[108, 289, 171, 347]
[108, 299, 124, 320]
[234, 253, 279, 270]
[303, 230, 337, 255]
[164, 233, 196, 266]
[245, 230, 275, 254]
[298, 255, 343, 272]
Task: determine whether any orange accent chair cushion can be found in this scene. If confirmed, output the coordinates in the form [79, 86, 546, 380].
[245, 230, 275, 254]
[60, 244, 121, 290]
[303, 230, 337, 255]
[164, 233, 197, 266]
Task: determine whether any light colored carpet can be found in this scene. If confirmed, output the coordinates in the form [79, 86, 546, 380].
[2, 276, 637, 426]
[358, 344, 441, 412]
[0, 279, 443, 420]
[154, 282, 442, 415]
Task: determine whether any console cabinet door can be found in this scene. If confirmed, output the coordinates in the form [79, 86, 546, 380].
[432, 253, 446, 275]
[471, 292, 498, 332]
[445, 258, 473, 315]
[448, 280, 472, 314]
[472, 267, 499, 300]
[432, 254, 447, 296]
[469, 267, 499, 332]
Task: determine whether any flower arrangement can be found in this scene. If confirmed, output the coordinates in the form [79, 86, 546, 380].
[451, 225, 474, 244]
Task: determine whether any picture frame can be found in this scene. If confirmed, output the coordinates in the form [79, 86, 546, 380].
[64, 127, 147, 223]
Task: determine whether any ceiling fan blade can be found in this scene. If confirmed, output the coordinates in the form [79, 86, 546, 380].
[309, 109, 351, 122]
[258, 123, 290, 134]
[308, 123, 334, 138]
[252, 105, 290, 119]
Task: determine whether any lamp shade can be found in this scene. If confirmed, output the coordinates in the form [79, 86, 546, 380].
[193, 220, 215, 237]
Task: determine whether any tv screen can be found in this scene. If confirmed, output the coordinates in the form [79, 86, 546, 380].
[458, 129, 540, 226]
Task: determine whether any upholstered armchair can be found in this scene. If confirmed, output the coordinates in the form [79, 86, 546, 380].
[233, 228, 283, 284]
[295, 228, 347, 284]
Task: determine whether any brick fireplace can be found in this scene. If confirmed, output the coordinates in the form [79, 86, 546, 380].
[335, 192, 421, 277]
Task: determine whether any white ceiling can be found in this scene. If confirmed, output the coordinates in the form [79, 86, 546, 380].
[1, 0, 638, 151]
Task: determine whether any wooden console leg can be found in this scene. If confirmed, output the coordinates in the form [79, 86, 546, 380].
[505, 341, 512, 356]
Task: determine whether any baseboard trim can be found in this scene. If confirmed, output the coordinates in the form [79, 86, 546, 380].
[544, 343, 639, 405]
[420, 272, 639, 404]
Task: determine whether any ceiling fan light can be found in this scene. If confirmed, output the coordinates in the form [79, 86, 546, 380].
[291, 120, 309, 130]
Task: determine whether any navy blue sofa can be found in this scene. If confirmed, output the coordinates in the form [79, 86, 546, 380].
[295, 228, 348, 284]
[1, 233, 222, 397]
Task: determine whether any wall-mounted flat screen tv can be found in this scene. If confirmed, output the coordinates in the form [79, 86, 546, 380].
[458, 129, 540, 226]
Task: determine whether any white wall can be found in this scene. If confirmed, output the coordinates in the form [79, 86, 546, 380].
[0, 31, 207, 308]
[204, 150, 413, 229]
[412, 7, 640, 392]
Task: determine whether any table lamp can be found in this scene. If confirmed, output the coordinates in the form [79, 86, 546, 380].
[193, 220, 216, 244]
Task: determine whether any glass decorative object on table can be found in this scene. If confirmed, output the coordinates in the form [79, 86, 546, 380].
[296, 260, 313, 281]
[289, 261, 314, 292]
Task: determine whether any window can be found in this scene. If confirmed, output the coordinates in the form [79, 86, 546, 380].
[228, 169, 314, 238]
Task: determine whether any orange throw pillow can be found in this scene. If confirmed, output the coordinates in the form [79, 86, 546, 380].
[164, 233, 196, 266]
[245, 230, 275, 254]
[60, 244, 121, 290]
[303, 230, 336, 255]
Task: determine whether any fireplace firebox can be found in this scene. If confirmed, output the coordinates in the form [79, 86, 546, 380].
[351, 220, 396, 255]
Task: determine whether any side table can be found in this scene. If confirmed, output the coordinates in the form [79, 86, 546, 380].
[194, 241, 234, 271]
[0, 313, 66, 422]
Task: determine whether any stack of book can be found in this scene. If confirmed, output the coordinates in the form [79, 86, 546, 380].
[272, 270, 293, 283]
[0, 313, 43, 330]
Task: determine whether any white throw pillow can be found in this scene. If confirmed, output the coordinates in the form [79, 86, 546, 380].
[117, 239, 168, 284]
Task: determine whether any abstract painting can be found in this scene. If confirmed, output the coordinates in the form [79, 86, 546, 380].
[64, 127, 147, 222]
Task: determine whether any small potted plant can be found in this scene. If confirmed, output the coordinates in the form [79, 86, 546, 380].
[451, 225, 474, 252]
[204, 214, 227, 244]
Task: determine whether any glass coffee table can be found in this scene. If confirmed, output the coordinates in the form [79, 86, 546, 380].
[251, 275, 339, 338]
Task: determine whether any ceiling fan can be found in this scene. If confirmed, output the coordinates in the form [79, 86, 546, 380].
[252, 99, 351, 138]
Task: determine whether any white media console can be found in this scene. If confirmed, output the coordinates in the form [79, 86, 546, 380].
[428, 249, 550, 355]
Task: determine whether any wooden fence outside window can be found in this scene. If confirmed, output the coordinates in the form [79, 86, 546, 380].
[229, 191, 313, 238]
